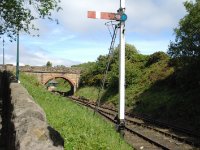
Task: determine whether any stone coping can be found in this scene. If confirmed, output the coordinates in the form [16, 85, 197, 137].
[10, 83, 64, 150]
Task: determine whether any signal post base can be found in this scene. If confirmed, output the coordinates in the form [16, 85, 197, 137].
[114, 115, 125, 137]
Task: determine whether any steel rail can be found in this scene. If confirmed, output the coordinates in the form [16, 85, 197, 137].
[68, 96, 200, 148]
[67, 98, 170, 150]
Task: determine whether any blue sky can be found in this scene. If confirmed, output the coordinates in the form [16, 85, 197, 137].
[0, 0, 191, 66]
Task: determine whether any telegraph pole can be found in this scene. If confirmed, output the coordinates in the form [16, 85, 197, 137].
[88, 0, 127, 134]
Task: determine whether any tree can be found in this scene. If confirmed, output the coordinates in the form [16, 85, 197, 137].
[146, 51, 169, 66]
[79, 44, 140, 88]
[46, 61, 52, 67]
[168, 0, 200, 66]
[0, 0, 61, 39]
[167, 0, 200, 89]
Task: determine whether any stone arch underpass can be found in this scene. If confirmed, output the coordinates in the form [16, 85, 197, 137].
[20, 66, 81, 94]
[44, 76, 75, 95]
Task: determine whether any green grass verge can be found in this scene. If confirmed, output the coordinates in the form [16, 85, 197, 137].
[20, 73, 132, 150]
[55, 78, 71, 92]
[74, 86, 102, 101]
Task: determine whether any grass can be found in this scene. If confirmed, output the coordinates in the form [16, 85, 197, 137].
[55, 78, 71, 92]
[47, 78, 71, 92]
[20, 73, 132, 150]
[74, 55, 200, 132]
[74, 86, 102, 102]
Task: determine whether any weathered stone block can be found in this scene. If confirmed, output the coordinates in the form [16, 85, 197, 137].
[10, 83, 64, 150]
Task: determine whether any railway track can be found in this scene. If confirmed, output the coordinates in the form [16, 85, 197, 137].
[66, 96, 200, 150]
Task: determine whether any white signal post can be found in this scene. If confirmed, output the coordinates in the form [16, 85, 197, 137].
[119, 0, 126, 122]
[88, 0, 127, 133]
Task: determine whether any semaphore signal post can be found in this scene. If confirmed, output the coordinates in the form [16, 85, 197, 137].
[88, 0, 127, 134]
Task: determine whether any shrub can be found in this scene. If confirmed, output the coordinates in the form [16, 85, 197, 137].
[146, 52, 169, 66]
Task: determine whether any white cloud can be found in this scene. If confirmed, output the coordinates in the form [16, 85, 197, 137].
[56, 0, 118, 32]
[132, 40, 170, 54]
[1, 0, 191, 66]
[126, 0, 186, 34]
[1, 41, 80, 66]
[52, 0, 187, 35]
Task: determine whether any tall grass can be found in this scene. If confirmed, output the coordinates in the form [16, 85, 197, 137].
[55, 78, 71, 92]
[20, 73, 132, 150]
[74, 86, 102, 101]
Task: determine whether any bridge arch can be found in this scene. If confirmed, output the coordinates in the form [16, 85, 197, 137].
[44, 76, 76, 95]
[21, 68, 81, 93]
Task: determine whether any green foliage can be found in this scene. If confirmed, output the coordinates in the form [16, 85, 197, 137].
[0, 0, 61, 39]
[74, 86, 102, 101]
[20, 73, 132, 150]
[71, 62, 95, 69]
[75, 41, 200, 131]
[80, 44, 141, 88]
[46, 61, 52, 67]
[168, 0, 200, 89]
[77, 43, 172, 107]
[170, 63, 200, 90]
[168, 0, 200, 65]
[146, 51, 169, 66]
[132, 82, 200, 132]
[54, 78, 71, 92]
[75, 49, 200, 132]
[55, 65, 66, 68]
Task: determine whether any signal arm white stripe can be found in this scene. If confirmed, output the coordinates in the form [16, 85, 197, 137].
[96, 11, 101, 19]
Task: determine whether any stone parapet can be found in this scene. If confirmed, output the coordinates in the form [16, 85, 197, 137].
[10, 83, 64, 150]
[20, 66, 81, 74]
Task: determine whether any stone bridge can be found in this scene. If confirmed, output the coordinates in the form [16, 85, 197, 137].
[20, 66, 81, 94]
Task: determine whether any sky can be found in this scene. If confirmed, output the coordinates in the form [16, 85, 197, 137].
[0, 0, 192, 66]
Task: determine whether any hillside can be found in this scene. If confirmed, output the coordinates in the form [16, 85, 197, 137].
[73, 44, 200, 133]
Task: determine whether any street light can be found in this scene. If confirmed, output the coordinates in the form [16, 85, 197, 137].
[16, 10, 22, 83]
[16, 30, 19, 83]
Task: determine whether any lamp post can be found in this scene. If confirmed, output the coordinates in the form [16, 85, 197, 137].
[16, 31, 19, 83]
[16, 9, 22, 83]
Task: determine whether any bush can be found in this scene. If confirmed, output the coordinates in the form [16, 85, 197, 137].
[146, 52, 169, 66]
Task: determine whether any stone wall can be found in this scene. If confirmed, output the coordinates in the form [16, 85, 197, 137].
[0, 64, 15, 72]
[10, 83, 64, 150]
